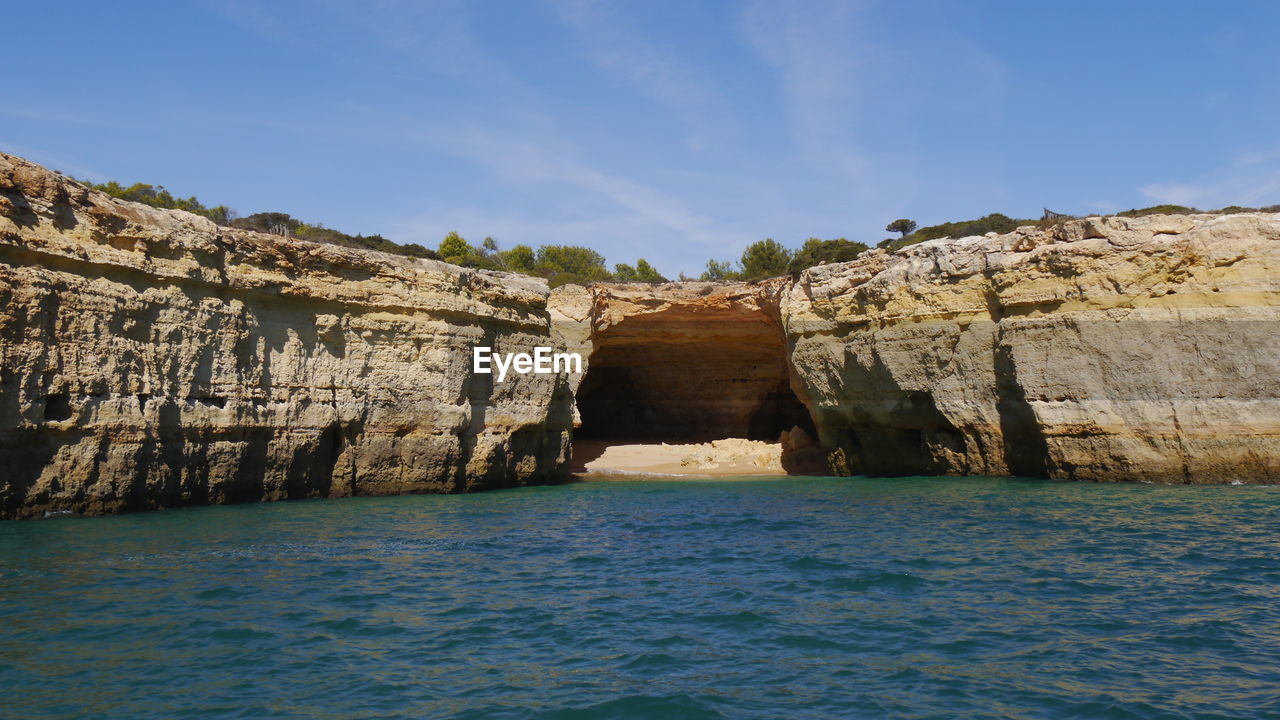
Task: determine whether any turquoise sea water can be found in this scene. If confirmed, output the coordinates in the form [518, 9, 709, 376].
[2, 476, 1279, 719]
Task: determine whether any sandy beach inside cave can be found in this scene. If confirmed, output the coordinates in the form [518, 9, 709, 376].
[571, 439, 790, 477]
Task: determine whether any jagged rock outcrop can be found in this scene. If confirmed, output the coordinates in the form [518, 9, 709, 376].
[0, 152, 574, 518]
[781, 213, 1280, 483]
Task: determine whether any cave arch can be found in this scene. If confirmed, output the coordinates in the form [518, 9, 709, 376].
[573, 306, 815, 444]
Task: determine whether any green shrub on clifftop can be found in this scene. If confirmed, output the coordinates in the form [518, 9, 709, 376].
[788, 238, 870, 273]
[86, 180, 234, 226]
[1115, 204, 1196, 218]
[82, 177, 440, 260]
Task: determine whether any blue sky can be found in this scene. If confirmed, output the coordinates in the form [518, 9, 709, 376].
[5, 1, 1279, 277]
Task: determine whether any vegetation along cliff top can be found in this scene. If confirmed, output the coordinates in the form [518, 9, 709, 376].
[42, 155, 1280, 288]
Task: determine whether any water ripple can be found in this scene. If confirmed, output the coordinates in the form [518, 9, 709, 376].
[2, 476, 1279, 719]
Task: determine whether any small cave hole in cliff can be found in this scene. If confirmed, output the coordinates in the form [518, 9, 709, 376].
[573, 308, 816, 445]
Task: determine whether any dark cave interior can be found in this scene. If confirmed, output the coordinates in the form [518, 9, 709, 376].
[574, 325, 815, 444]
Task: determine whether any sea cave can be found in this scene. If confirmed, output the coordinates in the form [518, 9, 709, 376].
[570, 289, 816, 451]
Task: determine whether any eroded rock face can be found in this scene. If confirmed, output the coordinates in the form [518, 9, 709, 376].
[552, 213, 1280, 484]
[2, 148, 1277, 520]
[781, 213, 1280, 483]
[0, 153, 573, 518]
[556, 281, 813, 442]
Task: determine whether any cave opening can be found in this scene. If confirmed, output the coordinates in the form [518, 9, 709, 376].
[573, 314, 816, 445]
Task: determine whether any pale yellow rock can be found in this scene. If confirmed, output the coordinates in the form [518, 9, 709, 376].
[3, 149, 1278, 521]
[0, 152, 574, 517]
[558, 280, 808, 443]
[549, 213, 1280, 485]
[781, 213, 1280, 483]
[571, 438, 786, 476]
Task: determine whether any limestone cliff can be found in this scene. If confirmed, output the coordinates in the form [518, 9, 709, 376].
[781, 213, 1280, 483]
[554, 214, 1280, 484]
[0, 152, 573, 518]
[3, 149, 1278, 520]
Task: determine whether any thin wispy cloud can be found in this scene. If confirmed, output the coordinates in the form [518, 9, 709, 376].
[186, 0, 746, 265]
[391, 208, 700, 266]
[0, 107, 99, 125]
[548, 0, 735, 151]
[335, 0, 526, 91]
[0, 141, 103, 180]
[1141, 151, 1280, 208]
[732, 0, 931, 228]
[409, 124, 733, 254]
[8, 1, 1278, 276]
[739, 0, 868, 182]
[198, 0, 308, 45]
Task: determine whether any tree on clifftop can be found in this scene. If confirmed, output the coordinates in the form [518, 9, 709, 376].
[788, 238, 869, 272]
[438, 231, 471, 261]
[634, 259, 667, 282]
[499, 244, 536, 272]
[739, 238, 792, 280]
[886, 218, 917, 237]
[700, 259, 736, 281]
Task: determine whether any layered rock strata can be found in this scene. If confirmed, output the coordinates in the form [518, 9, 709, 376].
[781, 213, 1280, 483]
[0, 153, 573, 518]
[2, 149, 1277, 520]
[555, 213, 1280, 484]
[554, 281, 812, 442]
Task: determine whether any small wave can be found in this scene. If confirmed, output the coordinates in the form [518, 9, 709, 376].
[579, 470, 688, 478]
[824, 571, 923, 592]
[536, 693, 726, 720]
[307, 617, 402, 637]
[785, 556, 852, 572]
[434, 605, 486, 618]
[695, 610, 774, 630]
[645, 634, 695, 648]
[569, 555, 609, 566]
[196, 586, 241, 600]
[618, 653, 681, 671]
[771, 633, 844, 650]
[209, 627, 276, 642]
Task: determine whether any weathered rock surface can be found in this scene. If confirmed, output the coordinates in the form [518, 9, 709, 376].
[2, 148, 1277, 520]
[0, 152, 573, 518]
[781, 213, 1280, 483]
[555, 281, 812, 442]
[554, 213, 1280, 484]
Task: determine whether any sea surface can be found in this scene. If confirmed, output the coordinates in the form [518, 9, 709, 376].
[2, 476, 1279, 719]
